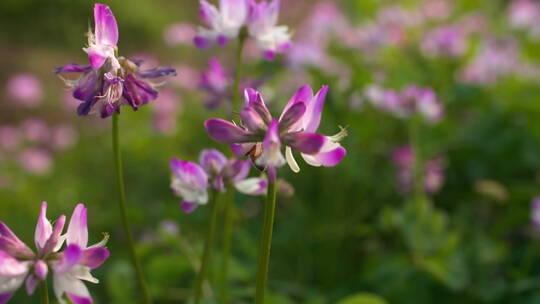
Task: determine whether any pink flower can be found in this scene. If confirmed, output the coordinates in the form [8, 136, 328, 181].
[6, 73, 43, 107]
[18, 149, 52, 175]
[391, 145, 445, 194]
[164, 23, 196, 46]
[51, 125, 78, 151]
[152, 89, 180, 135]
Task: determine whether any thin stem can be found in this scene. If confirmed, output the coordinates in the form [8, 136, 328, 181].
[194, 189, 220, 304]
[39, 280, 49, 304]
[408, 117, 427, 209]
[255, 176, 277, 304]
[230, 30, 247, 118]
[112, 114, 152, 304]
[220, 189, 235, 304]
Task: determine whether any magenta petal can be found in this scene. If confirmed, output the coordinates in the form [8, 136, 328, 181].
[0, 222, 32, 257]
[230, 143, 255, 157]
[194, 36, 212, 49]
[217, 35, 228, 46]
[67, 293, 93, 304]
[0, 293, 13, 304]
[180, 201, 198, 213]
[81, 247, 110, 269]
[42, 215, 66, 255]
[205, 119, 253, 143]
[317, 146, 346, 167]
[170, 159, 208, 189]
[35, 201, 52, 250]
[279, 102, 306, 132]
[94, 4, 118, 46]
[86, 50, 107, 70]
[54, 244, 82, 274]
[34, 260, 48, 280]
[199, 149, 227, 173]
[53, 64, 92, 74]
[284, 132, 325, 154]
[66, 204, 88, 248]
[280, 85, 313, 120]
[25, 275, 38, 295]
[240, 106, 267, 133]
[304, 85, 329, 132]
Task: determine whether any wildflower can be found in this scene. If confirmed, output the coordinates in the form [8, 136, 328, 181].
[421, 25, 468, 58]
[152, 89, 180, 135]
[200, 58, 230, 109]
[170, 149, 265, 213]
[55, 4, 176, 118]
[0, 202, 109, 303]
[204, 85, 346, 172]
[164, 23, 196, 46]
[6, 73, 43, 107]
[194, 0, 292, 60]
[17, 149, 52, 175]
[508, 0, 540, 39]
[391, 145, 445, 194]
[194, 0, 249, 48]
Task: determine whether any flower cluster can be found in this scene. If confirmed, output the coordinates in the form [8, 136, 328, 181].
[5, 73, 43, 108]
[194, 0, 292, 60]
[55, 4, 176, 118]
[420, 24, 468, 58]
[170, 149, 267, 213]
[205, 85, 347, 173]
[364, 85, 444, 123]
[0, 202, 109, 303]
[391, 145, 445, 195]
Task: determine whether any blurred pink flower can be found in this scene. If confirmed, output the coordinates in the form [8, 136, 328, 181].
[421, 25, 468, 58]
[508, 0, 540, 38]
[420, 0, 452, 21]
[20, 119, 50, 143]
[152, 89, 180, 135]
[18, 148, 52, 175]
[51, 125, 78, 151]
[172, 65, 200, 90]
[62, 91, 80, 110]
[532, 197, 540, 229]
[392, 145, 445, 194]
[0, 126, 20, 152]
[6, 73, 43, 107]
[164, 23, 196, 46]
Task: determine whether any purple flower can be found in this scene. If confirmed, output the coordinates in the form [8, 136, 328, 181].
[205, 85, 347, 172]
[509, 0, 540, 38]
[194, 0, 249, 48]
[6, 73, 43, 107]
[55, 4, 176, 118]
[391, 145, 445, 195]
[247, 0, 292, 60]
[532, 197, 540, 229]
[170, 149, 264, 213]
[199, 57, 230, 109]
[0, 202, 109, 304]
[421, 25, 468, 58]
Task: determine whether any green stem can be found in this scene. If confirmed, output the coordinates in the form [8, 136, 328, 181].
[220, 190, 235, 304]
[39, 280, 49, 304]
[194, 190, 220, 304]
[230, 30, 247, 118]
[255, 176, 277, 304]
[408, 117, 427, 209]
[112, 114, 152, 304]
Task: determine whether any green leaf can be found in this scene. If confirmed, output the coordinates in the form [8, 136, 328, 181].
[336, 292, 388, 304]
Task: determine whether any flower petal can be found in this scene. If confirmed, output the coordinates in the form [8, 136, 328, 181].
[0, 250, 29, 277]
[42, 215, 66, 255]
[240, 106, 267, 133]
[35, 202, 53, 251]
[234, 177, 267, 195]
[53, 270, 92, 304]
[170, 159, 208, 190]
[301, 143, 346, 167]
[205, 119, 254, 143]
[139, 67, 177, 79]
[53, 64, 92, 74]
[303, 85, 329, 132]
[279, 102, 306, 133]
[283, 132, 325, 154]
[66, 204, 88, 248]
[54, 244, 82, 274]
[34, 260, 48, 281]
[81, 248, 109, 270]
[94, 4, 118, 47]
[180, 201, 198, 214]
[0, 293, 14, 304]
[279, 85, 313, 122]
[285, 146, 300, 173]
[25, 275, 38, 295]
[199, 149, 228, 174]
[0, 222, 32, 258]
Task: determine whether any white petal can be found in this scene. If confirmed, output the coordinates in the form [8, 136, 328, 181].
[234, 178, 266, 195]
[53, 269, 91, 304]
[301, 153, 322, 167]
[285, 146, 300, 173]
[0, 274, 26, 294]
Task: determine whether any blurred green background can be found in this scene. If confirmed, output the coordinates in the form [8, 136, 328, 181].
[2, 0, 540, 303]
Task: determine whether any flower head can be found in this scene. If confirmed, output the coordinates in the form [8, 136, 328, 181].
[391, 145, 445, 194]
[194, 0, 249, 48]
[55, 4, 176, 118]
[0, 202, 108, 304]
[205, 85, 346, 173]
[170, 149, 264, 213]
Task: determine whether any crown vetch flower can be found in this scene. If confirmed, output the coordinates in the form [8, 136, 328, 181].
[205, 85, 346, 173]
[170, 149, 264, 213]
[392, 145, 445, 194]
[194, 0, 249, 48]
[0, 202, 108, 304]
[55, 4, 176, 118]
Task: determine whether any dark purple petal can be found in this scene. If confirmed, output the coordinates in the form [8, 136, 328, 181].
[240, 106, 267, 133]
[279, 102, 306, 133]
[217, 35, 228, 46]
[0, 293, 13, 304]
[205, 119, 254, 143]
[279, 85, 313, 121]
[122, 74, 158, 109]
[67, 293, 93, 304]
[180, 201, 198, 213]
[100, 103, 118, 119]
[73, 73, 99, 102]
[54, 244, 82, 274]
[194, 36, 212, 49]
[283, 132, 326, 154]
[81, 247, 109, 269]
[139, 67, 177, 79]
[53, 64, 92, 74]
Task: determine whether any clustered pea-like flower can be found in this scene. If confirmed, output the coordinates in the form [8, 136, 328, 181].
[55, 4, 176, 118]
[194, 0, 292, 60]
[0, 202, 109, 304]
[204, 85, 347, 173]
[170, 149, 267, 213]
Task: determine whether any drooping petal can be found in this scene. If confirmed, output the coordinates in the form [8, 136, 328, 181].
[66, 204, 88, 248]
[230, 143, 255, 157]
[80, 248, 109, 270]
[199, 149, 228, 174]
[54, 244, 82, 274]
[94, 4, 118, 47]
[205, 119, 254, 143]
[35, 202, 53, 251]
[234, 177, 267, 195]
[122, 74, 159, 109]
[0, 223, 33, 258]
[301, 142, 347, 167]
[84, 46, 108, 70]
[53, 270, 92, 304]
[278, 102, 306, 133]
[303, 85, 329, 132]
[0, 293, 14, 304]
[283, 132, 325, 154]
